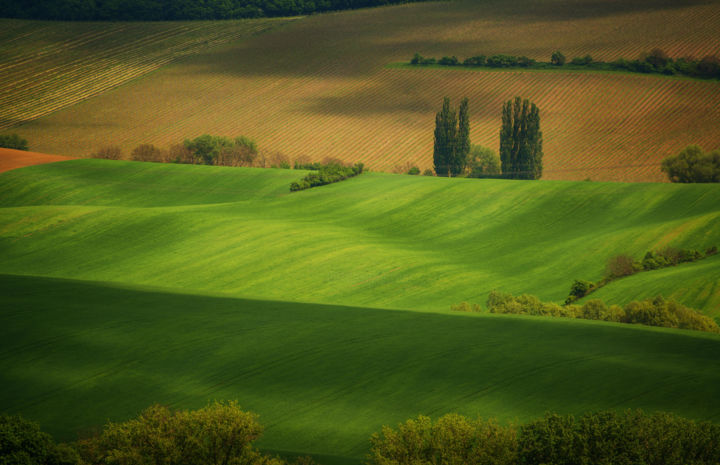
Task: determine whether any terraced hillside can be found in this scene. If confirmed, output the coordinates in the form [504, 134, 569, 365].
[3, 0, 720, 181]
[2, 159, 720, 312]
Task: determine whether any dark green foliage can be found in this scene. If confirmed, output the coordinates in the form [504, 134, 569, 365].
[463, 55, 486, 67]
[519, 410, 720, 465]
[564, 279, 594, 304]
[422, 169, 434, 176]
[0, 414, 79, 465]
[368, 414, 518, 465]
[183, 135, 258, 167]
[438, 56, 459, 66]
[412, 50, 720, 80]
[455, 98, 470, 176]
[432, 97, 469, 177]
[0, 0, 426, 20]
[485, 291, 720, 333]
[499, 97, 543, 180]
[407, 166, 420, 175]
[466, 145, 501, 178]
[550, 51, 566, 66]
[433, 97, 457, 177]
[370, 411, 720, 465]
[0, 133, 29, 151]
[662, 145, 720, 183]
[290, 163, 364, 191]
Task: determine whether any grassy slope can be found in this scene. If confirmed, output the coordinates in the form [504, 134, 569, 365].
[5, 0, 720, 181]
[582, 254, 720, 319]
[2, 159, 720, 313]
[2, 273, 720, 464]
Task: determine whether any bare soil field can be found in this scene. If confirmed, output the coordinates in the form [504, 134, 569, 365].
[0, 147, 75, 173]
[3, 0, 720, 181]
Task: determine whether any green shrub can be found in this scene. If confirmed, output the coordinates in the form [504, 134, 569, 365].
[463, 55, 486, 67]
[550, 51, 566, 66]
[0, 133, 29, 151]
[565, 279, 594, 304]
[91, 145, 123, 160]
[0, 414, 80, 465]
[422, 169, 434, 176]
[290, 163, 364, 191]
[438, 56, 459, 66]
[77, 401, 286, 465]
[368, 414, 517, 465]
[662, 145, 720, 183]
[407, 166, 420, 175]
[466, 145, 501, 178]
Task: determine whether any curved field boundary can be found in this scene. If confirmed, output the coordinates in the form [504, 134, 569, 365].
[0, 147, 76, 173]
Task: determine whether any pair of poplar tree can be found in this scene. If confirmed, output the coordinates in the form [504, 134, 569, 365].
[433, 96, 543, 179]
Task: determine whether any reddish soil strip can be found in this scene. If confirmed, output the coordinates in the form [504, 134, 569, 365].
[0, 147, 76, 173]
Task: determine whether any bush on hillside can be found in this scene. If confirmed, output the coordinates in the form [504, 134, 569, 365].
[438, 56, 459, 66]
[661, 145, 720, 183]
[0, 413, 79, 465]
[370, 411, 720, 465]
[606, 254, 638, 278]
[407, 166, 420, 175]
[564, 279, 594, 304]
[183, 135, 259, 166]
[91, 145, 123, 160]
[368, 414, 518, 465]
[485, 291, 720, 333]
[77, 401, 292, 465]
[0, 133, 29, 151]
[466, 145, 501, 178]
[550, 51, 566, 66]
[290, 163, 364, 191]
[131, 143, 165, 162]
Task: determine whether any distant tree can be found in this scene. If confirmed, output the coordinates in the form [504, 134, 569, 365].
[606, 254, 637, 278]
[550, 51, 566, 66]
[433, 97, 457, 177]
[131, 143, 164, 162]
[433, 97, 470, 177]
[570, 55, 593, 66]
[661, 145, 720, 183]
[92, 145, 123, 160]
[0, 133, 29, 151]
[438, 56, 459, 66]
[422, 169, 434, 176]
[500, 97, 543, 179]
[643, 48, 669, 69]
[466, 145, 501, 177]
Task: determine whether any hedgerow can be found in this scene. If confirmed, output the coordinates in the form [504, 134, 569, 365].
[290, 163, 364, 191]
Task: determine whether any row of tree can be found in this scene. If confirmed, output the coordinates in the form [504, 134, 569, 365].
[0, 133, 28, 151]
[0, 0, 420, 20]
[433, 97, 543, 179]
[412, 49, 720, 79]
[7, 405, 720, 465]
[371, 410, 720, 465]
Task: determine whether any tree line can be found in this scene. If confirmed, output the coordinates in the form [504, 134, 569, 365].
[433, 96, 543, 179]
[0, 0, 423, 21]
[411, 48, 720, 80]
[290, 162, 364, 191]
[5, 405, 720, 465]
[0, 133, 29, 151]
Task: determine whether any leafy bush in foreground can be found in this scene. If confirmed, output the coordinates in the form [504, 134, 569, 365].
[369, 411, 720, 465]
[0, 133, 29, 151]
[290, 163, 364, 191]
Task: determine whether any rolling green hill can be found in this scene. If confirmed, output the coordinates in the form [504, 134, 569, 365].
[2, 273, 720, 464]
[3, 160, 720, 463]
[2, 159, 720, 311]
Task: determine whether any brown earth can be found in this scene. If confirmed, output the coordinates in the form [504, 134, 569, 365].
[0, 147, 76, 173]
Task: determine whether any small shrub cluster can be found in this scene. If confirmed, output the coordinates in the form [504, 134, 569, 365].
[662, 145, 720, 183]
[410, 49, 720, 80]
[607, 246, 716, 279]
[369, 411, 720, 465]
[484, 291, 720, 333]
[290, 163, 364, 192]
[0, 133, 29, 151]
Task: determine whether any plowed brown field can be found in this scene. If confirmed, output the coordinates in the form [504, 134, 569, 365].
[3, 0, 720, 181]
[0, 147, 75, 173]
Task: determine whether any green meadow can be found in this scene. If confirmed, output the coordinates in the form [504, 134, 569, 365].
[2, 159, 720, 312]
[2, 159, 720, 463]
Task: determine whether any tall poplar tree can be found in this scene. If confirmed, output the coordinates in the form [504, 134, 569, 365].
[454, 97, 470, 176]
[433, 97, 456, 177]
[499, 97, 543, 179]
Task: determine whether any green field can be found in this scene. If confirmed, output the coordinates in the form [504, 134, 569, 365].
[2, 159, 720, 311]
[2, 160, 720, 463]
[3, 273, 720, 464]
